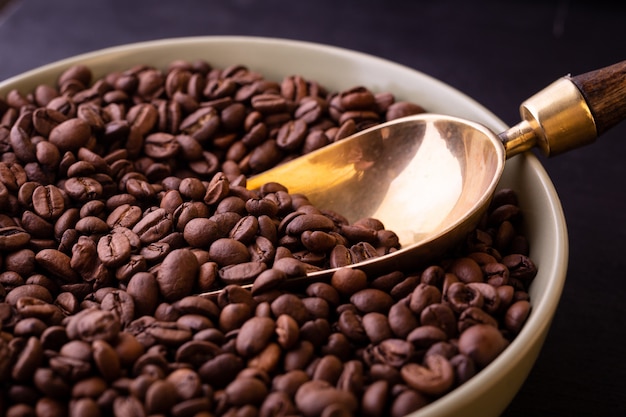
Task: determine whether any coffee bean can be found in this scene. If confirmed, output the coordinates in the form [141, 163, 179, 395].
[0, 226, 30, 251]
[156, 248, 199, 302]
[362, 312, 393, 344]
[331, 268, 368, 297]
[97, 232, 132, 268]
[35, 249, 81, 282]
[0, 60, 539, 417]
[447, 257, 484, 283]
[225, 375, 268, 407]
[219, 261, 267, 286]
[407, 325, 448, 351]
[5, 284, 53, 305]
[132, 208, 173, 244]
[295, 380, 358, 417]
[209, 238, 250, 267]
[65, 308, 121, 343]
[457, 324, 509, 368]
[12, 336, 43, 382]
[504, 299, 531, 335]
[350, 289, 394, 314]
[361, 379, 389, 417]
[48, 118, 92, 152]
[236, 316, 275, 357]
[183, 217, 220, 248]
[198, 352, 244, 389]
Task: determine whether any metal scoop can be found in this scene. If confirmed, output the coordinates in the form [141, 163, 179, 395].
[205, 61, 626, 295]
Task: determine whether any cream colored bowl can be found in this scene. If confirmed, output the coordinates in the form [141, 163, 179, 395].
[0, 37, 568, 416]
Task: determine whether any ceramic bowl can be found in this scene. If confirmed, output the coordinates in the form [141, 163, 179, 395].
[0, 36, 568, 416]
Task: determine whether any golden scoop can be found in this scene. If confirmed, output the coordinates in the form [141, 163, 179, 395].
[206, 61, 626, 294]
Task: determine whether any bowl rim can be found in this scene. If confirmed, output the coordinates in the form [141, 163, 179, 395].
[0, 35, 569, 416]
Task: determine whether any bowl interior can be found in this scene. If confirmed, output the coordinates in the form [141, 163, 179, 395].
[0, 36, 568, 417]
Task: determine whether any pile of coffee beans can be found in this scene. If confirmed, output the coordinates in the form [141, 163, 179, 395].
[0, 60, 536, 417]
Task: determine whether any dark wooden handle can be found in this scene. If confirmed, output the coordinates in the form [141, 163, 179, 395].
[569, 61, 626, 136]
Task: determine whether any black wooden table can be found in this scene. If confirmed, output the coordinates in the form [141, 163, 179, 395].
[1, 0, 625, 415]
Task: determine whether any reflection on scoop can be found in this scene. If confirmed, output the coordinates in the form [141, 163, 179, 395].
[371, 121, 463, 246]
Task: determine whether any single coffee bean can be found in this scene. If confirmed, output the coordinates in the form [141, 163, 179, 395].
[387, 301, 419, 339]
[48, 117, 91, 152]
[65, 308, 121, 343]
[132, 207, 173, 244]
[447, 257, 484, 283]
[362, 312, 393, 344]
[294, 380, 358, 417]
[350, 289, 394, 314]
[209, 238, 250, 267]
[35, 249, 81, 282]
[331, 268, 367, 297]
[156, 248, 199, 302]
[97, 232, 132, 268]
[420, 303, 457, 339]
[183, 217, 220, 248]
[504, 299, 531, 335]
[361, 379, 389, 417]
[236, 316, 275, 358]
[271, 293, 310, 325]
[0, 226, 30, 251]
[457, 324, 509, 368]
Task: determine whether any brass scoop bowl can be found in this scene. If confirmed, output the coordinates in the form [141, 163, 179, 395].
[208, 61, 626, 294]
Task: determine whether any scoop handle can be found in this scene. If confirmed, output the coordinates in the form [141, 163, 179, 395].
[501, 60, 626, 157]
[569, 60, 626, 136]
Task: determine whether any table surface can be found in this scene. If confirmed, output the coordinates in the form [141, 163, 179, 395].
[1, 0, 625, 415]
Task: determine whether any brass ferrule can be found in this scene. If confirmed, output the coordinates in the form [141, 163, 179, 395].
[500, 77, 597, 157]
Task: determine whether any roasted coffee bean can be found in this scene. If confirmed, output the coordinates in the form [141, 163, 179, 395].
[362, 312, 393, 344]
[409, 283, 442, 315]
[420, 303, 457, 339]
[407, 325, 448, 351]
[295, 380, 358, 417]
[97, 232, 132, 268]
[299, 230, 334, 252]
[0, 60, 539, 416]
[386, 101, 425, 120]
[444, 282, 483, 313]
[336, 309, 367, 344]
[502, 254, 538, 283]
[156, 248, 199, 302]
[328, 245, 353, 269]
[132, 208, 173, 244]
[48, 118, 91, 152]
[447, 257, 483, 283]
[35, 249, 81, 282]
[386, 300, 419, 339]
[174, 201, 211, 232]
[208, 238, 250, 267]
[350, 289, 394, 314]
[5, 284, 53, 305]
[331, 268, 367, 297]
[226, 216, 257, 246]
[31, 184, 65, 220]
[271, 293, 310, 325]
[457, 306, 498, 332]
[504, 299, 531, 334]
[401, 354, 454, 397]
[218, 261, 267, 285]
[4, 249, 35, 277]
[0, 226, 30, 251]
[236, 316, 275, 357]
[458, 324, 509, 368]
[65, 308, 121, 343]
[361, 379, 389, 417]
[183, 217, 220, 248]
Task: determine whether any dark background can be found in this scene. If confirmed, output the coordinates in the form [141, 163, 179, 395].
[1, 0, 625, 415]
